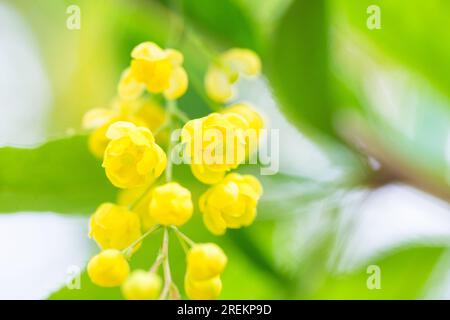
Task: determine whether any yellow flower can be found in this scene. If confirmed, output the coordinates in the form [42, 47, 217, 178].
[199, 173, 263, 235]
[127, 42, 188, 100]
[181, 113, 249, 184]
[87, 249, 130, 287]
[221, 102, 264, 158]
[184, 243, 226, 299]
[187, 243, 227, 281]
[102, 121, 167, 189]
[185, 275, 222, 300]
[117, 186, 156, 231]
[82, 106, 149, 159]
[149, 182, 193, 226]
[205, 48, 261, 103]
[89, 203, 142, 252]
[121, 270, 162, 300]
[118, 68, 145, 101]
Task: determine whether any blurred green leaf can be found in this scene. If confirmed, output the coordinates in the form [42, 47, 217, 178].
[177, 0, 259, 51]
[335, 0, 450, 101]
[267, 0, 335, 137]
[0, 136, 116, 214]
[309, 246, 445, 299]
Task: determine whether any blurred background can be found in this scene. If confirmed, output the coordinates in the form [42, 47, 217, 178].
[0, 0, 449, 299]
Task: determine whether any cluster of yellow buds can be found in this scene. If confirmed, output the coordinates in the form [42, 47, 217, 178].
[185, 243, 227, 299]
[83, 40, 264, 300]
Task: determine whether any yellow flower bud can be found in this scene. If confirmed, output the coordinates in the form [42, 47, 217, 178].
[164, 66, 188, 100]
[221, 48, 261, 76]
[126, 42, 188, 99]
[118, 68, 145, 101]
[89, 203, 142, 252]
[121, 270, 162, 300]
[149, 182, 193, 226]
[181, 113, 248, 184]
[221, 102, 264, 158]
[205, 48, 261, 103]
[83, 106, 149, 159]
[204, 66, 233, 103]
[187, 243, 227, 281]
[199, 173, 263, 235]
[102, 121, 167, 189]
[87, 249, 130, 287]
[185, 274, 222, 300]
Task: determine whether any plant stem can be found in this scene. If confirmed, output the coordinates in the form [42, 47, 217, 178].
[171, 226, 195, 247]
[122, 225, 161, 257]
[128, 183, 154, 210]
[149, 250, 165, 273]
[159, 227, 174, 300]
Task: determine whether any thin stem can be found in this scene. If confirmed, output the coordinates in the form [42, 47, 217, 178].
[149, 250, 164, 273]
[170, 283, 181, 300]
[129, 183, 153, 210]
[159, 227, 172, 299]
[122, 225, 161, 257]
[171, 226, 195, 247]
[173, 108, 191, 123]
[174, 231, 190, 254]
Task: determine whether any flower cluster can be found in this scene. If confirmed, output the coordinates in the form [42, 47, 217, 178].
[83, 41, 264, 300]
[185, 243, 227, 299]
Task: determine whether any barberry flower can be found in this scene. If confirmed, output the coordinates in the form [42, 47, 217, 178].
[149, 182, 193, 226]
[187, 243, 227, 281]
[87, 249, 130, 287]
[121, 42, 188, 100]
[89, 203, 142, 252]
[117, 68, 145, 101]
[121, 270, 162, 300]
[83, 98, 166, 159]
[205, 48, 261, 103]
[221, 102, 264, 158]
[199, 173, 263, 235]
[181, 113, 248, 184]
[117, 185, 156, 231]
[184, 275, 222, 300]
[102, 121, 167, 188]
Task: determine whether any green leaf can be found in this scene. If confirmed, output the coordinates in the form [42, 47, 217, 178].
[178, 0, 259, 51]
[335, 0, 450, 101]
[309, 246, 445, 299]
[267, 0, 335, 137]
[0, 136, 116, 214]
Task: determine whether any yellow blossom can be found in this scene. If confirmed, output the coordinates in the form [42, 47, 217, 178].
[127, 42, 188, 99]
[221, 102, 264, 158]
[82, 106, 149, 159]
[149, 182, 193, 226]
[87, 249, 130, 287]
[187, 243, 227, 281]
[89, 203, 142, 252]
[121, 270, 162, 300]
[205, 48, 261, 103]
[199, 173, 263, 235]
[185, 275, 222, 300]
[102, 121, 166, 189]
[117, 68, 145, 101]
[181, 113, 249, 184]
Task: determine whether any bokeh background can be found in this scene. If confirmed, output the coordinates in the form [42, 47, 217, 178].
[0, 0, 449, 299]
